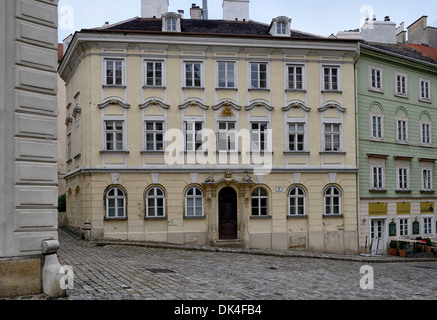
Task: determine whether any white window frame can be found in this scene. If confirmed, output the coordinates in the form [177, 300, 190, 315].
[184, 120, 205, 152]
[323, 123, 342, 152]
[217, 121, 237, 152]
[322, 65, 341, 92]
[185, 186, 204, 217]
[146, 187, 166, 218]
[249, 62, 269, 89]
[250, 121, 269, 152]
[67, 130, 72, 161]
[184, 61, 203, 88]
[144, 60, 165, 87]
[277, 21, 287, 35]
[420, 121, 432, 146]
[251, 187, 269, 216]
[287, 64, 305, 91]
[422, 169, 433, 191]
[105, 187, 126, 219]
[419, 78, 431, 102]
[422, 215, 435, 238]
[324, 186, 342, 215]
[397, 167, 409, 191]
[369, 65, 383, 92]
[104, 58, 125, 86]
[288, 186, 306, 216]
[144, 120, 164, 151]
[288, 122, 306, 152]
[166, 17, 177, 31]
[104, 119, 125, 151]
[217, 61, 237, 89]
[372, 166, 384, 190]
[370, 113, 384, 140]
[398, 217, 410, 239]
[396, 117, 409, 143]
[395, 72, 408, 97]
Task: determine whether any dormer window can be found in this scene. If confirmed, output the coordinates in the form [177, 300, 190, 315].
[269, 16, 291, 37]
[162, 12, 181, 32]
[277, 21, 287, 35]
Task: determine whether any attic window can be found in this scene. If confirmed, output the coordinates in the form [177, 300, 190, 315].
[277, 21, 287, 35]
[166, 18, 177, 31]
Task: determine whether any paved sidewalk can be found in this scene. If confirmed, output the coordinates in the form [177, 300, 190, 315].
[3, 229, 437, 300]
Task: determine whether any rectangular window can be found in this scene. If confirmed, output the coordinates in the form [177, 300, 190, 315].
[145, 121, 164, 151]
[371, 115, 383, 139]
[324, 123, 341, 152]
[323, 66, 339, 91]
[218, 121, 237, 151]
[398, 168, 409, 190]
[145, 61, 163, 87]
[422, 216, 434, 237]
[423, 169, 433, 191]
[420, 79, 431, 101]
[166, 18, 177, 31]
[185, 62, 202, 87]
[250, 62, 268, 89]
[250, 122, 269, 152]
[217, 61, 236, 88]
[372, 166, 384, 190]
[288, 65, 304, 90]
[105, 60, 123, 86]
[105, 120, 124, 151]
[399, 218, 409, 237]
[288, 123, 305, 151]
[370, 67, 382, 91]
[421, 122, 431, 145]
[397, 119, 408, 143]
[395, 73, 407, 96]
[184, 121, 204, 152]
[67, 132, 72, 161]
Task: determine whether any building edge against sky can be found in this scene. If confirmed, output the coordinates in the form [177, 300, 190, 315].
[59, 0, 360, 254]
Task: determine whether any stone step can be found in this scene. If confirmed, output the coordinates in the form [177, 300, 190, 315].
[215, 240, 245, 249]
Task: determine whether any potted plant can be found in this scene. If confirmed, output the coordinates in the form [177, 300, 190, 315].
[389, 240, 398, 256]
[425, 238, 432, 253]
[398, 241, 408, 257]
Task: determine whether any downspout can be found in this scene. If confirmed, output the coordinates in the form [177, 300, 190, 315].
[354, 42, 361, 254]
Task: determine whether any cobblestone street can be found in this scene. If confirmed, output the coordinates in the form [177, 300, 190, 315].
[51, 229, 437, 301]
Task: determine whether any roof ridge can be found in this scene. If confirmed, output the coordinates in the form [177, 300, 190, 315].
[92, 16, 140, 30]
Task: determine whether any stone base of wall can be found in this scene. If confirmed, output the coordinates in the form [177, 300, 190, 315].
[0, 256, 42, 298]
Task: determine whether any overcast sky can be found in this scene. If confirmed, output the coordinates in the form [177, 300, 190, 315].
[58, 0, 437, 42]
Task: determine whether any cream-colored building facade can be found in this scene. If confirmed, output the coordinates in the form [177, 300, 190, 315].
[59, 0, 359, 254]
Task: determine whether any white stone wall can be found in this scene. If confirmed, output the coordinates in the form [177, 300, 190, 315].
[0, 0, 59, 258]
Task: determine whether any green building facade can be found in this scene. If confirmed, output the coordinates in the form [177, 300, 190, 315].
[357, 42, 437, 254]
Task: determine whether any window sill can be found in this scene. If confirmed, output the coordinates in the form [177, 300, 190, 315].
[184, 216, 206, 219]
[141, 150, 165, 155]
[368, 88, 384, 94]
[144, 216, 167, 220]
[287, 215, 308, 219]
[100, 150, 130, 155]
[143, 86, 166, 89]
[420, 190, 435, 194]
[394, 93, 409, 99]
[104, 217, 128, 221]
[323, 214, 344, 218]
[320, 151, 346, 155]
[183, 87, 204, 90]
[395, 190, 411, 194]
[369, 189, 387, 193]
[419, 99, 432, 104]
[321, 90, 342, 94]
[285, 89, 306, 93]
[284, 151, 310, 156]
[250, 215, 271, 219]
[248, 88, 270, 92]
[102, 85, 126, 89]
[216, 87, 238, 91]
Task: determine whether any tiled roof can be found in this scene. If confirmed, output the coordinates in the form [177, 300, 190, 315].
[361, 41, 437, 66]
[405, 44, 437, 62]
[84, 17, 321, 39]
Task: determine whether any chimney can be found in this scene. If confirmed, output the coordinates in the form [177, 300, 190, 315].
[178, 10, 184, 19]
[361, 15, 397, 44]
[223, 0, 249, 21]
[141, 0, 169, 18]
[190, 4, 202, 20]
